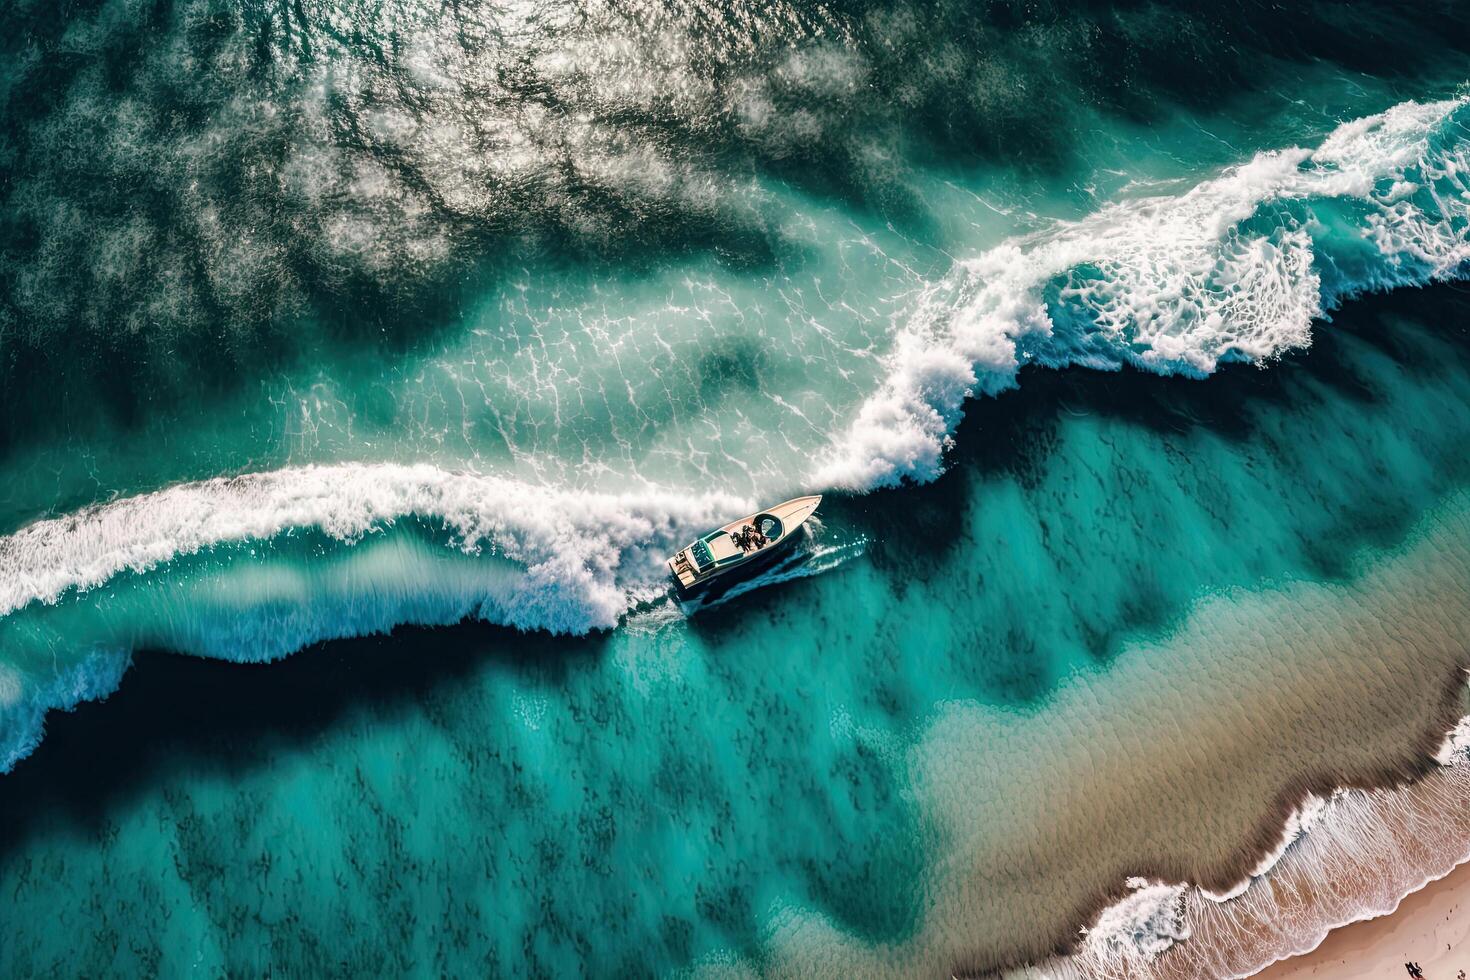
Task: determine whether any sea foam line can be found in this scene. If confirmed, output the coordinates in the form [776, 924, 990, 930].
[7, 97, 1468, 637]
[0, 463, 746, 633]
[1019, 695, 1470, 978]
[816, 94, 1470, 489]
[0, 464, 749, 770]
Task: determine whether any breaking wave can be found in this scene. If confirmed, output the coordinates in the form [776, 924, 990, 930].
[1016, 712, 1470, 980]
[0, 463, 748, 630]
[817, 95, 1470, 488]
[0, 465, 748, 770]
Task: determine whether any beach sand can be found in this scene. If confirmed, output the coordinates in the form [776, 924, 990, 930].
[1255, 859, 1470, 980]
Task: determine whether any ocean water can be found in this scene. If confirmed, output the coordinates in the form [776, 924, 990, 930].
[5, 0, 1470, 976]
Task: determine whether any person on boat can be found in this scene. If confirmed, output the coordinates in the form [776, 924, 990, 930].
[731, 525, 759, 551]
[735, 524, 768, 551]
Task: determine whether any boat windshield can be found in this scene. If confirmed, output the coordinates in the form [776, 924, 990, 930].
[754, 514, 782, 539]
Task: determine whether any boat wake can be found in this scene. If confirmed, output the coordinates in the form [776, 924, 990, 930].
[621, 520, 867, 633]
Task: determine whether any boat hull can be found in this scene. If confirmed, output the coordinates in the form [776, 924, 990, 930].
[667, 494, 822, 600]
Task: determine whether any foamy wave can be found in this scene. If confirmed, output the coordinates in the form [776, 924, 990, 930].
[1434, 700, 1470, 764]
[1011, 778, 1470, 980]
[0, 463, 745, 633]
[1199, 793, 1332, 904]
[1076, 879, 1191, 963]
[0, 463, 752, 771]
[5, 96, 1470, 790]
[817, 95, 1470, 489]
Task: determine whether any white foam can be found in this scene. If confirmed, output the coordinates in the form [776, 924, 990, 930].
[4, 98, 1470, 787]
[1019, 692, 1470, 980]
[1199, 792, 1331, 903]
[816, 96, 1470, 489]
[12, 100, 1466, 630]
[1076, 879, 1191, 963]
[0, 463, 755, 771]
[0, 463, 745, 634]
[1433, 697, 1470, 765]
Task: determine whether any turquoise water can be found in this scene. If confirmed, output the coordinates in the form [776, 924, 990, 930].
[6, 0, 1470, 975]
[6, 289, 1470, 975]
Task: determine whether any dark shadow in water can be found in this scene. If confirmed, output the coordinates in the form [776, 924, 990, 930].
[864, 283, 1470, 546]
[12, 281, 1456, 812]
[841, 283, 1470, 690]
[0, 619, 605, 859]
[4, 282, 1466, 773]
[0, 576, 929, 957]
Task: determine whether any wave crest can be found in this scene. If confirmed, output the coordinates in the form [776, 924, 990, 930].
[0, 463, 745, 632]
[816, 95, 1470, 489]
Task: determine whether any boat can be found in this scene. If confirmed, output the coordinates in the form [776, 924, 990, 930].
[667, 495, 822, 599]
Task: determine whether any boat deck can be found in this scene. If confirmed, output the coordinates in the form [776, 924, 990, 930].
[668, 496, 822, 596]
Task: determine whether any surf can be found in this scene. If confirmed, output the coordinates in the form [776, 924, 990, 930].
[4, 93, 1470, 780]
[816, 95, 1470, 489]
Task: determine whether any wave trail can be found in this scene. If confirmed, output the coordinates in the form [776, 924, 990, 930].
[0, 464, 753, 771]
[0, 463, 745, 633]
[816, 95, 1470, 489]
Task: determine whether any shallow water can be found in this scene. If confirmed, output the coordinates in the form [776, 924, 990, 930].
[5, 1, 1470, 975]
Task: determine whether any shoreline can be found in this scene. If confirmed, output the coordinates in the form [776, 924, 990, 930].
[1015, 708, 1470, 980]
[1252, 856, 1470, 980]
[992, 489, 1470, 980]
